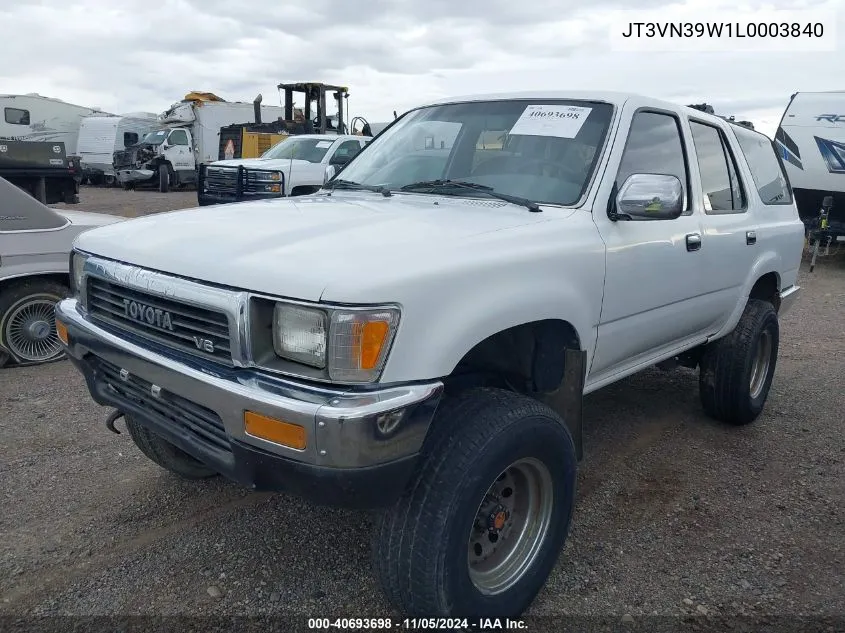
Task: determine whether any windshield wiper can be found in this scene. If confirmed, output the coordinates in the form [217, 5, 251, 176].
[398, 179, 541, 212]
[323, 179, 392, 197]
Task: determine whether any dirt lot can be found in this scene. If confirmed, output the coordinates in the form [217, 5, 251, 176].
[1, 186, 844, 628]
[51, 184, 198, 217]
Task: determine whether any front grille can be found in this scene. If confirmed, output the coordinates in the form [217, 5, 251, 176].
[203, 165, 281, 196]
[94, 357, 232, 456]
[112, 150, 134, 169]
[204, 166, 240, 194]
[86, 277, 233, 364]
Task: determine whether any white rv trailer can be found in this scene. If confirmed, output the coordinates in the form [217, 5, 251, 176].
[76, 113, 159, 184]
[0, 94, 112, 155]
[775, 91, 845, 240]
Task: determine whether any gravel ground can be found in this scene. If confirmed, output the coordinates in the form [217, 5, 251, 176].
[1, 186, 844, 630]
[51, 184, 198, 217]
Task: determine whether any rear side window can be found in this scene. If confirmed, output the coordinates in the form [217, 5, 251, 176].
[689, 120, 746, 214]
[732, 126, 793, 205]
[5, 107, 30, 125]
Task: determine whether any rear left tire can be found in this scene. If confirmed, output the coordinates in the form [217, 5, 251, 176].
[699, 298, 779, 425]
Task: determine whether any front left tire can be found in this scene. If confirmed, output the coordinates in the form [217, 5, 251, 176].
[372, 388, 577, 618]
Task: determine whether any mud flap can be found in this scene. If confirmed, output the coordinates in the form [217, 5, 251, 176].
[540, 348, 586, 461]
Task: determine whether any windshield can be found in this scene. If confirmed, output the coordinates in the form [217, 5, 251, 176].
[261, 137, 334, 162]
[140, 130, 168, 145]
[335, 99, 614, 206]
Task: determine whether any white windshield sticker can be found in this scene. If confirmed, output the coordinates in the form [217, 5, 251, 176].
[509, 105, 592, 139]
[316, 141, 333, 148]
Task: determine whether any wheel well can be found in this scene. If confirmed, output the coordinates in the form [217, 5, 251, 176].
[290, 185, 321, 197]
[749, 272, 780, 311]
[0, 273, 70, 294]
[445, 320, 581, 396]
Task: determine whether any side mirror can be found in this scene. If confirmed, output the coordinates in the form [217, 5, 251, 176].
[324, 165, 337, 184]
[329, 154, 349, 166]
[614, 173, 684, 220]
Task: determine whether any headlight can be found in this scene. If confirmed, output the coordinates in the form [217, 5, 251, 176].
[250, 170, 282, 182]
[273, 304, 328, 368]
[70, 251, 88, 301]
[271, 303, 400, 382]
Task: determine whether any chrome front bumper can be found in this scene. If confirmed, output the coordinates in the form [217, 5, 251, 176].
[55, 298, 443, 505]
[116, 168, 154, 184]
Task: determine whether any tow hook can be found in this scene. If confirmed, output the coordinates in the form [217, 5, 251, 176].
[105, 409, 125, 434]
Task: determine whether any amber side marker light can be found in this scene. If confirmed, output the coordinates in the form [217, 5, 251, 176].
[56, 320, 69, 345]
[357, 320, 390, 370]
[244, 411, 307, 450]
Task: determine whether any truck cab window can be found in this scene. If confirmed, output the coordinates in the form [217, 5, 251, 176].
[4, 107, 30, 125]
[689, 120, 746, 213]
[331, 140, 362, 162]
[168, 130, 189, 146]
[123, 132, 138, 147]
[617, 111, 690, 214]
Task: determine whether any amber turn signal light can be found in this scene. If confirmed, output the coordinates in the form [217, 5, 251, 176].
[244, 411, 306, 450]
[56, 320, 69, 345]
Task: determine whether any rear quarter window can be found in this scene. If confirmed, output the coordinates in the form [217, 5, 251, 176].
[732, 126, 793, 205]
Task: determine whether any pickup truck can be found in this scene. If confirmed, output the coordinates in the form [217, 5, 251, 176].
[55, 91, 804, 619]
[197, 134, 369, 205]
[0, 140, 81, 204]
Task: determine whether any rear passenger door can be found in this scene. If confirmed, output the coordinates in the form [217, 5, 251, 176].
[686, 118, 754, 331]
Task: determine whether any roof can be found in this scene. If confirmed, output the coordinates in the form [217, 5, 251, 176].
[417, 90, 749, 130]
[419, 90, 641, 108]
[286, 133, 362, 141]
[277, 82, 349, 93]
[0, 93, 107, 112]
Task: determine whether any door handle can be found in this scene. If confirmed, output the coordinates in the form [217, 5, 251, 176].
[686, 233, 702, 252]
[746, 230, 757, 245]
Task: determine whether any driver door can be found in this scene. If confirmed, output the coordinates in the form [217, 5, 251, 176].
[166, 129, 194, 170]
[590, 108, 709, 380]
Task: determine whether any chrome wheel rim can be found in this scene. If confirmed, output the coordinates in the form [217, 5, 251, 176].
[749, 330, 773, 400]
[467, 457, 554, 595]
[3, 295, 63, 363]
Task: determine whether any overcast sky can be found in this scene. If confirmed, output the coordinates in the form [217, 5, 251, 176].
[2, 0, 841, 138]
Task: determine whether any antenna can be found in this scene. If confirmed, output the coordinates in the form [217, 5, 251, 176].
[287, 137, 295, 198]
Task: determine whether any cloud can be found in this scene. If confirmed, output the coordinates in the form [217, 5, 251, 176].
[1, 0, 842, 135]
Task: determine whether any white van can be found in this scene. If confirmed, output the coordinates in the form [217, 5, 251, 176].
[775, 91, 845, 240]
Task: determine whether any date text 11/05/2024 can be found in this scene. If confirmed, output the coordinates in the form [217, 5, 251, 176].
[307, 617, 528, 630]
[620, 22, 824, 38]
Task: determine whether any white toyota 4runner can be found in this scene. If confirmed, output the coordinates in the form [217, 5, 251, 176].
[56, 91, 804, 619]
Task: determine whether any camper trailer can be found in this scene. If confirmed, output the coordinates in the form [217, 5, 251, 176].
[77, 113, 158, 185]
[0, 94, 111, 155]
[775, 91, 845, 241]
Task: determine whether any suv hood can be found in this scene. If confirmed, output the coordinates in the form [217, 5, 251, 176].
[74, 194, 560, 302]
[209, 158, 314, 170]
